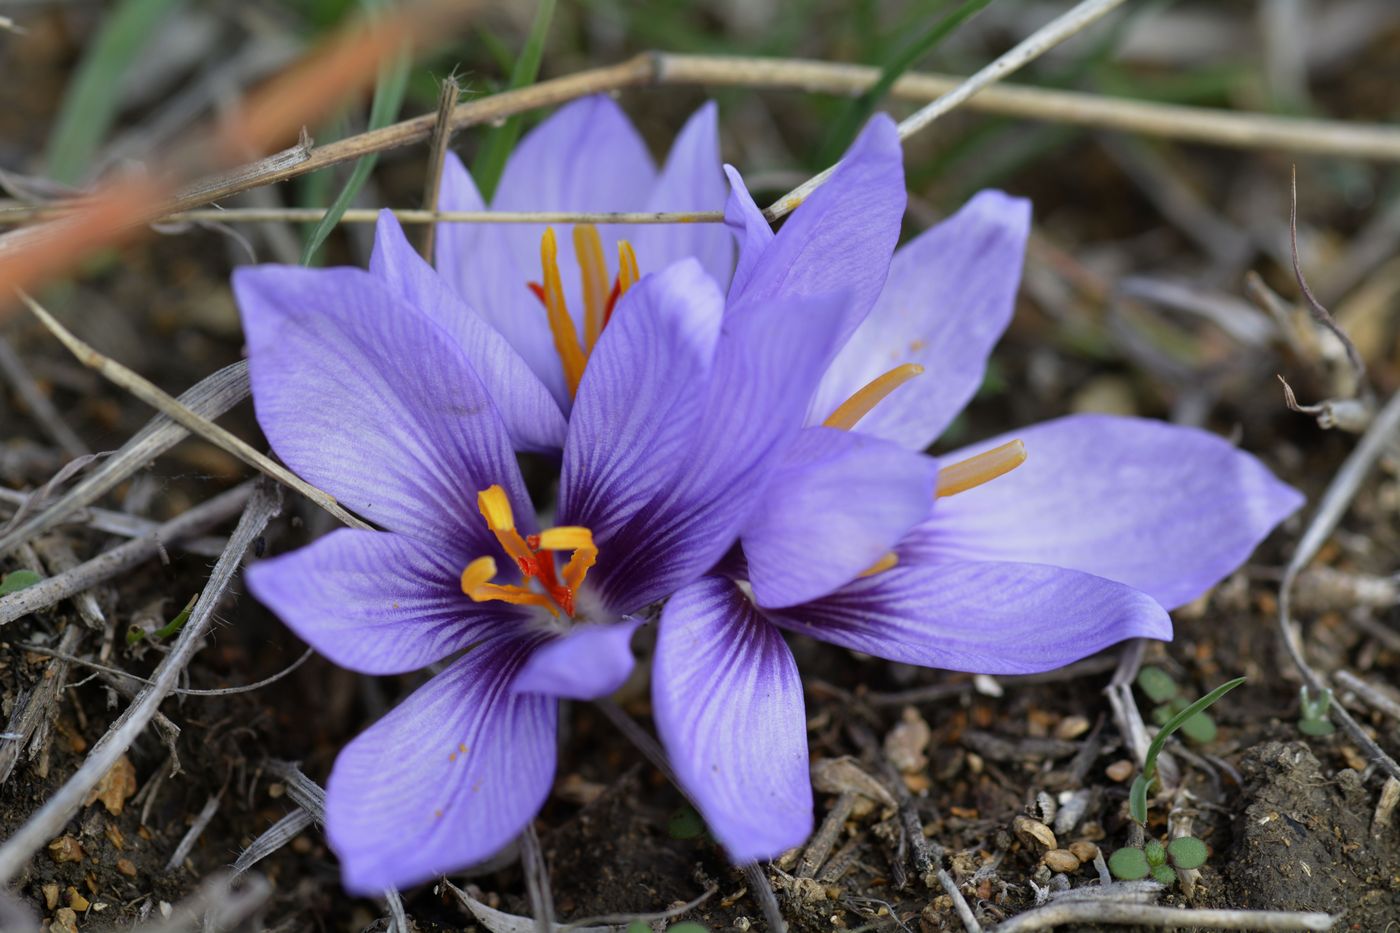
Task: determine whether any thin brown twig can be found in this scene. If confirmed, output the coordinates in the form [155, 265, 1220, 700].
[19, 292, 368, 530]
[0, 206, 726, 226]
[995, 901, 1334, 932]
[419, 74, 462, 260]
[18, 643, 315, 697]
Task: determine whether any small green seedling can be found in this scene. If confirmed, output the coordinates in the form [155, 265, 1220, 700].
[628, 923, 707, 933]
[126, 592, 199, 646]
[0, 570, 43, 596]
[1297, 686, 1336, 737]
[666, 804, 705, 841]
[1108, 676, 1245, 885]
[1137, 666, 1217, 744]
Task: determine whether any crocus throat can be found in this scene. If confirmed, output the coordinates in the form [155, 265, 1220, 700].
[460, 485, 598, 617]
[528, 225, 638, 399]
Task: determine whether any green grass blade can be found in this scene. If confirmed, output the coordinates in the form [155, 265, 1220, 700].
[45, 0, 184, 184]
[300, 2, 411, 266]
[814, 0, 994, 166]
[470, 0, 557, 202]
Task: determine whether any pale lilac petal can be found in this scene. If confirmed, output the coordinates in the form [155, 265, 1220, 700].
[433, 154, 569, 407]
[559, 259, 724, 543]
[372, 210, 566, 452]
[722, 165, 773, 301]
[773, 561, 1171, 674]
[903, 415, 1305, 609]
[809, 190, 1032, 448]
[635, 102, 733, 287]
[511, 618, 641, 700]
[726, 115, 906, 343]
[326, 635, 556, 893]
[587, 289, 849, 612]
[654, 578, 811, 861]
[743, 427, 939, 608]
[247, 529, 526, 675]
[233, 265, 532, 549]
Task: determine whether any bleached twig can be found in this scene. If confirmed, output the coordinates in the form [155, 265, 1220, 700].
[996, 902, 1334, 931]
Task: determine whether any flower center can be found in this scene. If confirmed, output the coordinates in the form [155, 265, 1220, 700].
[460, 485, 598, 617]
[527, 225, 639, 398]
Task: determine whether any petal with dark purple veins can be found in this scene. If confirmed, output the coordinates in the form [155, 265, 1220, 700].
[326, 634, 556, 894]
[902, 414, 1305, 609]
[233, 265, 532, 550]
[725, 115, 905, 344]
[511, 618, 641, 700]
[654, 577, 812, 862]
[810, 190, 1031, 449]
[248, 528, 527, 676]
[559, 258, 724, 542]
[743, 427, 939, 608]
[772, 560, 1171, 674]
[372, 210, 566, 453]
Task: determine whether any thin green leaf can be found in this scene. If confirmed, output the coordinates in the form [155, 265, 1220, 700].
[471, 0, 557, 201]
[0, 570, 43, 596]
[1144, 677, 1245, 782]
[45, 0, 185, 184]
[814, 0, 995, 166]
[300, 1, 412, 265]
[127, 592, 198, 645]
[1129, 774, 1149, 825]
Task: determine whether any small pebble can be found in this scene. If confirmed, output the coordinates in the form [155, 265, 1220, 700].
[52, 908, 79, 933]
[1013, 815, 1058, 850]
[116, 858, 138, 878]
[66, 886, 90, 911]
[1106, 759, 1135, 782]
[1069, 841, 1101, 863]
[1055, 715, 1091, 740]
[42, 883, 59, 910]
[47, 835, 84, 863]
[1043, 848, 1081, 873]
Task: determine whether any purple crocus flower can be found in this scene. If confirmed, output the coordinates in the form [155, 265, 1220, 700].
[652, 115, 1306, 861]
[231, 194, 930, 891]
[425, 95, 733, 447]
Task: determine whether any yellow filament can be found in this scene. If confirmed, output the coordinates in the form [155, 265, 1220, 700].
[540, 228, 588, 397]
[460, 555, 558, 615]
[477, 485, 534, 568]
[822, 363, 925, 430]
[573, 225, 608, 352]
[537, 526, 598, 591]
[935, 440, 1026, 498]
[460, 556, 498, 593]
[859, 552, 899, 578]
[617, 241, 639, 296]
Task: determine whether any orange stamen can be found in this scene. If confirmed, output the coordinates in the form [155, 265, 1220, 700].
[540, 228, 588, 397]
[617, 241, 639, 297]
[477, 485, 536, 575]
[537, 527, 597, 592]
[823, 363, 925, 430]
[461, 556, 558, 615]
[859, 552, 899, 578]
[602, 278, 622, 327]
[936, 440, 1026, 498]
[462, 490, 600, 618]
[573, 225, 609, 352]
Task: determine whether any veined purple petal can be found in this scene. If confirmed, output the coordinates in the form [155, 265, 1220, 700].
[726, 115, 906, 344]
[588, 288, 849, 613]
[743, 427, 939, 608]
[655, 577, 812, 862]
[772, 560, 1171, 674]
[902, 415, 1304, 609]
[722, 165, 773, 301]
[326, 634, 556, 894]
[635, 102, 734, 288]
[372, 211, 566, 453]
[248, 529, 526, 675]
[511, 618, 641, 700]
[233, 265, 532, 549]
[559, 259, 724, 543]
[810, 190, 1031, 449]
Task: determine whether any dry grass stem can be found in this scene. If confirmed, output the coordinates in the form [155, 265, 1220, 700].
[419, 75, 462, 260]
[0, 207, 725, 226]
[996, 902, 1334, 931]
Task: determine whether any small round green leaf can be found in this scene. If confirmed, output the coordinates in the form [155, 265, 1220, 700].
[1167, 835, 1208, 870]
[1298, 717, 1336, 737]
[1179, 712, 1217, 744]
[1151, 864, 1179, 885]
[1137, 666, 1179, 704]
[1107, 846, 1149, 880]
[667, 805, 704, 840]
[627, 923, 650, 933]
[667, 924, 708, 933]
[1144, 838, 1167, 866]
[0, 570, 43, 595]
[1152, 705, 1174, 726]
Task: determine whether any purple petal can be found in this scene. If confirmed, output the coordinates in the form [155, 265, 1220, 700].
[559, 259, 724, 543]
[654, 578, 811, 861]
[635, 102, 733, 288]
[372, 211, 566, 453]
[511, 618, 641, 700]
[743, 427, 939, 608]
[233, 265, 532, 549]
[726, 115, 906, 343]
[903, 415, 1305, 609]
[722, 165, 773, 301]
[247, 529, 525, 675]
[773, 561, 1171, 674]
[810, 190, 1031, 449]
[326, 635, 556, 893]
[586, 288, 850, 612]
[433, 154, 570, 408]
